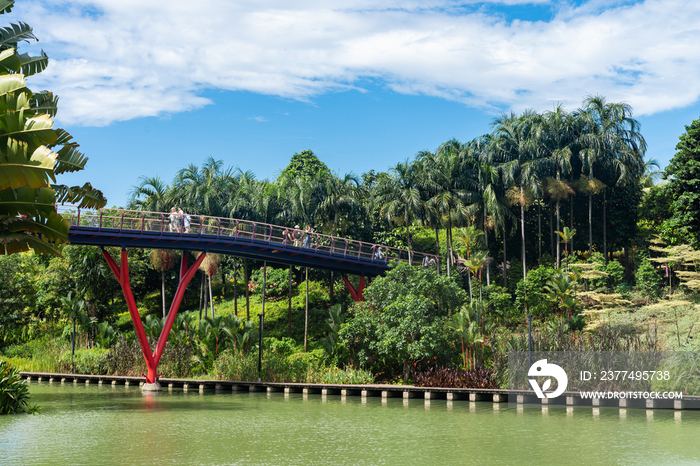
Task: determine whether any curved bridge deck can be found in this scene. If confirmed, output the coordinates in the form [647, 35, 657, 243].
[59, 206, 440, 276]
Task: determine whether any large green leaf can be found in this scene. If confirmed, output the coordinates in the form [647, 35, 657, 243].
[18, 50, 48, 77]
[0, 72, 24, 95]
[53, 145, 87, 174]
[0, 185, 56, 217]
[0, 22, 36, 48]
[54, 182, 107, 209]
[29, 91, 58, 117]
[52, 128, 77, 148]
[2, 209, 68, 242]
[0, 1, 14, 15]
[0, 110, 58, 149]
[0, 139, 56, 190]
[0, 48, 20, 74]
[0, 229, 63, 255]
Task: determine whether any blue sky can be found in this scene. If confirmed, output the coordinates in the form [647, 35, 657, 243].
[11, 0, 700, 207]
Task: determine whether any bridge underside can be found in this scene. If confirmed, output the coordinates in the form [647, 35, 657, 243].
[69, 227, 389, 278]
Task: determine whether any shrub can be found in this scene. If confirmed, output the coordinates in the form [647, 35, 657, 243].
[514, 265, 557, 318]
[320, 366, 374, 385]
[0, 359, 38, 414]
[59, 348, 109, 374]
[413, 365, 496, 389]
[605, 260, 626, 287]
[636, 259, 662, 298]
[482, 285, 516, 326]
[249, 267, 296, 298]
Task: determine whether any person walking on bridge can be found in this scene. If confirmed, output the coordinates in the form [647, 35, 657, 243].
[303, 225, 313, 249]
[293, 225, 301, 247]
[168, 207, 177, 232]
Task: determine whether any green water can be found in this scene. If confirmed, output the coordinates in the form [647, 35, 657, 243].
[1, 383, 700, 465]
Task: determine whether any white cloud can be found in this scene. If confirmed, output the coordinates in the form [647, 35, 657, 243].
[13, 0, 700, 125]
[249, 116, 269, 122]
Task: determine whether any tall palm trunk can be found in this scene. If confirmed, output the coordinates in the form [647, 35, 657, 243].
[520, 188, 526, 280]
[588, 190, 593, 259]
[484, 206, 491, 286]
[603, 189, 608, 263]
[209, 274, 214, 318]
[304, 267, 309, 352]
[556, 171, 561, 268]
[434, 226, 441, 268]
[502, 225, 507, 287]
[161, 270, 166, 318]
[244, 258, 250, 321]
[549, 201, 554, 262]
[405, 205, 411, 252]
[199, 272, 205, 321]
[570, 194, 574, 256]
[537, 202, 541, 264]
[288, 265, 293, 338]
[233, 258, 238, 318]
[200, 277, 207, 322]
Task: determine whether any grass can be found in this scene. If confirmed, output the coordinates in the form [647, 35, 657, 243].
[595, 291, 700, 350]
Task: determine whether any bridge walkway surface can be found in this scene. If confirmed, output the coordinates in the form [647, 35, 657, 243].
[59, 206, 440, 277]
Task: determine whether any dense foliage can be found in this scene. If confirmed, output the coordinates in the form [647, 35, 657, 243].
[1, 359, 37, 414]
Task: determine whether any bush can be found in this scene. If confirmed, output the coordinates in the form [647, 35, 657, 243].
[59, 348, 109, 374]
[413, 365, 496, 389]
[249, 266, 296, 298]
[320, 366, 374, 384]
[1, 359, 38, 414]
[636, 259, 662, 298]
[482, 285, 516, 326]
[514, 265, 557, 318]
[606, 260, 626, 287]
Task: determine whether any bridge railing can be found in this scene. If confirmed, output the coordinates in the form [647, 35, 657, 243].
[57, 206, 441, 270]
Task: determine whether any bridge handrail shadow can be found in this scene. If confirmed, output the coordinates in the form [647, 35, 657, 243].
[57, 206, 441, 270]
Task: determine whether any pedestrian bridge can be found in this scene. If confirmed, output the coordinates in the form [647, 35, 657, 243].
[58, 206, 440, 277]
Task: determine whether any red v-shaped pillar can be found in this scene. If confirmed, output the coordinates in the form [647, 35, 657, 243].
[342, 275, 366, 302]
[102, 249, 206, 384]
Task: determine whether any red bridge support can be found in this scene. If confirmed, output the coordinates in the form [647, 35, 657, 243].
[342, 275, 366, 302]
[102, 249, 206, 385]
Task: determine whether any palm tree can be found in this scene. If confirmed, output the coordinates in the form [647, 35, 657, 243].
[539, 106, 576, 267]
[319, 172, 359, 236]
[492, 112, 547, 280]
[318, 172, 359, 301]
[418, 140, 475, 272]
[173, 157, 238, 218]
[128, 175, 171, 212]
[640, 157, 662, 189]
[555, 226, 576, 270]
[377, 160, 423, 252]
[579, 96, 646, 261]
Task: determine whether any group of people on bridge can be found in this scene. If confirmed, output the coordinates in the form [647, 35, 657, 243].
[281, 224, 315, 249]
[168, 207, 191, 234]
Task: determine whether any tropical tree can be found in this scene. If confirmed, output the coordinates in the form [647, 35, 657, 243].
[492, 112, 547, 280]
[418, 140, 475, 271]
[0, 5, 106, 255]
[555, 226, 576, 270]
[377, 160, 423, 252]
[173, 157, 237, 218]
[661, 116, 700, 248]
[539, 106, 576, 267]
[579, 95, 646, 260]
[128, 176, 171, 212]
